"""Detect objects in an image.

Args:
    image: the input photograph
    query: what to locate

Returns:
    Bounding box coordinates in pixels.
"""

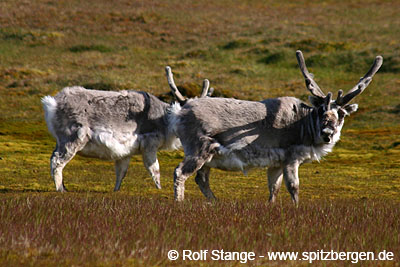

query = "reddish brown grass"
[0,194,398,266]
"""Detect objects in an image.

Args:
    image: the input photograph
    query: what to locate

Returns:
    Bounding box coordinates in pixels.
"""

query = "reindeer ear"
[309,95,324,107]
[343,104,358,115]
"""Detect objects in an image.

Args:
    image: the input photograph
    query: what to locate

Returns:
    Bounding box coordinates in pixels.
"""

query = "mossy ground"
[0,0,399,265]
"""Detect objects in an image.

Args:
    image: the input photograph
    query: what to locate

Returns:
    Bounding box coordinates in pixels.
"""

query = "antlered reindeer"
[42,67,211,192]
[170,50,382,204]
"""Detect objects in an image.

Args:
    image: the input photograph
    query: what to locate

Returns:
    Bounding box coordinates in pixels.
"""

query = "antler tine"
[165,66,186,103]
[325,92,332,110]
[200,79,210,98]
[339,56,383,106]
[335,89,344,104]
[296,50,326,98]
[207,87,214,97]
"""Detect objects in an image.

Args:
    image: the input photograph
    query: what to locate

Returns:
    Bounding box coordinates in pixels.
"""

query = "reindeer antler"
[200,79,210,98]
[336,90,343,103]
[325,92,333,110]
[166,66,214,102]
[336,56,383,106]
[165,66,187,103]
[207,87,214,97]
[296,50,326,98]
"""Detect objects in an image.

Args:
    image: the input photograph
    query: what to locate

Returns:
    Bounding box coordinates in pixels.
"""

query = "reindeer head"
[296,50,383,144]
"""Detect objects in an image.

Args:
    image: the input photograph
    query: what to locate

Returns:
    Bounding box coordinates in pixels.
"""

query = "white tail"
[41,96,58,139]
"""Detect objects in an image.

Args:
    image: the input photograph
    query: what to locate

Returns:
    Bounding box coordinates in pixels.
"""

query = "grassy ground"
[0,0,399,265]
[0,195,399,266]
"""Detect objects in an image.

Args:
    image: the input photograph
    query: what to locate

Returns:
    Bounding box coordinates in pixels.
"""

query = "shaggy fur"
[42,86,181,192]
[171,96,353,204]
[170,51,382,204]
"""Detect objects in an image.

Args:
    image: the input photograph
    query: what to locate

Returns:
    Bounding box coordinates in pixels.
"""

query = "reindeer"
[170,50,383,204]
[41,67,211,192]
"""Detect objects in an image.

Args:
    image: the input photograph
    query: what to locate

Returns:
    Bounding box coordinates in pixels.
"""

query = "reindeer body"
[56,87,179,157]
[171,51,382,204]
[42,86,179,192]
[176,97,339,172]
[171,96,341,203]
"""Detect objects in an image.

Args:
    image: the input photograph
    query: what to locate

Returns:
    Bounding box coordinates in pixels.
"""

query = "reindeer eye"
[318,107,324,116]
[338,109,346,118]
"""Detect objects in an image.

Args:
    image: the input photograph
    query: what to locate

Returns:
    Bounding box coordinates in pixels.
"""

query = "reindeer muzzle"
[321,127,334,143]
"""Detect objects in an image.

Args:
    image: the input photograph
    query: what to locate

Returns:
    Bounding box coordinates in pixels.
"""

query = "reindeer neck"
[298,106,322,146]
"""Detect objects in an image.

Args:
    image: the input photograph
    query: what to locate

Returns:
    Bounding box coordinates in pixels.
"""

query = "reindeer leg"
[50,140,86,192]
[282,161,300,206]
[138,133,162,189]
[195,165,216,201]
[114,157,131,191]
[174,136,218,201]
[174,156,206,201]
[142,149,161,189]
[267,167,283,203]
[50,145,66,192]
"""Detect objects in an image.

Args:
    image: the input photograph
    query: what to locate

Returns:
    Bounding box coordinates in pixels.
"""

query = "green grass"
[0,0,399,265]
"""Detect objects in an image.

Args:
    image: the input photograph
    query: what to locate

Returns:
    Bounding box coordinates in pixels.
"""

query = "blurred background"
[0,0,399,199]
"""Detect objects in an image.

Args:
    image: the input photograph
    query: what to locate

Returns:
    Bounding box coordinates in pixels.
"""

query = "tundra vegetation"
[0,0,399,266]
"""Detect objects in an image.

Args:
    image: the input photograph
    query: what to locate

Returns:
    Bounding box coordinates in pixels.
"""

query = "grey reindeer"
[42,67,212,192]
[170,50,382,204]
